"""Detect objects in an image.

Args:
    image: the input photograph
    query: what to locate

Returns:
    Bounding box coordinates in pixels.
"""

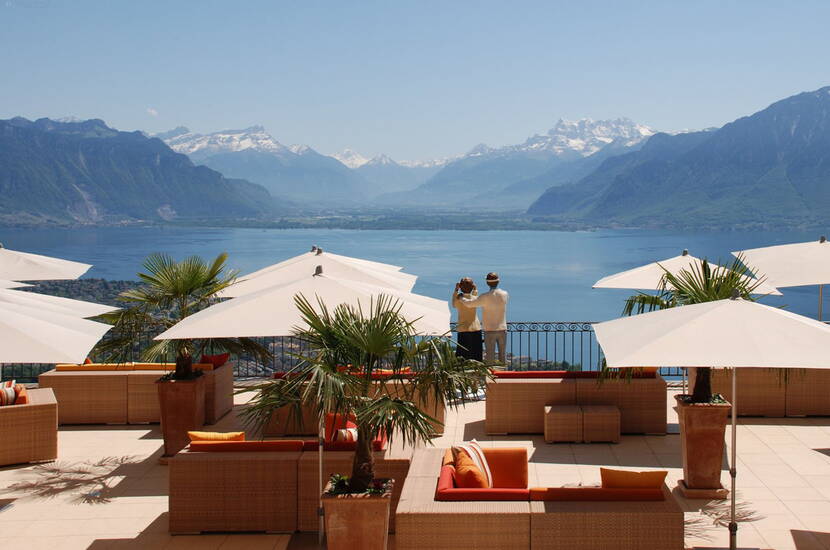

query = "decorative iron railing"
[1,322,684,382]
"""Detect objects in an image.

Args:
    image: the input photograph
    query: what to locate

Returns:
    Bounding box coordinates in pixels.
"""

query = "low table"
[582,405,620,443]
[544,405,582,443]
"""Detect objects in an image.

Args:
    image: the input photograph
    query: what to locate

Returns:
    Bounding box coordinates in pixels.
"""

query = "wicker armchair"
[0,388,58,466]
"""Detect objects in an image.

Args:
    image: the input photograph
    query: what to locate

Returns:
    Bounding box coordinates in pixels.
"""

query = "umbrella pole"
[819,284,824,322]
[729,367,738,550]
[318,414,325,548]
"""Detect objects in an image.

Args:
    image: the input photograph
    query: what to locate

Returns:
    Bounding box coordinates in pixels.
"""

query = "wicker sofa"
[396,447,684,550]
[38,362,233,425]
[168,439,411,535]
[485,371,667,435]
[265,377,446,436]
[0,388,58,466]
[689,367,830,416]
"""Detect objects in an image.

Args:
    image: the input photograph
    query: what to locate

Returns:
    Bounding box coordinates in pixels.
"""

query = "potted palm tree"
[622,255,766,498]
[243,294,489,550]
[95,253,270,459]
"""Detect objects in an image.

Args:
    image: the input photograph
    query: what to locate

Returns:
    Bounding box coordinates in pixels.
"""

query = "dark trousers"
[456,330,483,361]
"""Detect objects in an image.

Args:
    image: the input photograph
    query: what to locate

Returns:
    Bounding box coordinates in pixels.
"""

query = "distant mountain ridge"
[0,117,275,225]
[528,86,830,227]
[378,118,654,209]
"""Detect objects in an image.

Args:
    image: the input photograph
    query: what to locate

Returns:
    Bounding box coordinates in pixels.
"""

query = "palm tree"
[95,252,270,379]
[243,294,490,493]
[621,254,766,403]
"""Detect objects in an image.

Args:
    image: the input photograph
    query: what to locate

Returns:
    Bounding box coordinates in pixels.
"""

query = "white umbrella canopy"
[221,251,417,298]
[594,297,830,368]
[238,248,406,281]
[735,237,830,288]
[593,297,830,550]
[0,246,91,281]
[0,301,112,364]
[0,288,118,318]
[157,272,450,340]
[0,279,32,289]
[593,250,781,296]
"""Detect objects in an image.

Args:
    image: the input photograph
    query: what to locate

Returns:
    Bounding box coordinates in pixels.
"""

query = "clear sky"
[2,0,828,161]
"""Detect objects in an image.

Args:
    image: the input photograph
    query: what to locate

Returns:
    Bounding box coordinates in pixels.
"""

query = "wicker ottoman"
[581,405,620,443]
[544,405,583,443]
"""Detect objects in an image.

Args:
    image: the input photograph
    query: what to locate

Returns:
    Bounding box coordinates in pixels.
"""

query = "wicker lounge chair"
[0,387,58,466]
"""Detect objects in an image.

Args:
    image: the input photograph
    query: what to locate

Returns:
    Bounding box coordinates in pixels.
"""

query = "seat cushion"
[188,431,245,442]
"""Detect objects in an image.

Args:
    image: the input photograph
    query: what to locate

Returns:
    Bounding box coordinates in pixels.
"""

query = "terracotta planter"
[322,480,393,550]
[157,376,206,459]
[675,394,730,499]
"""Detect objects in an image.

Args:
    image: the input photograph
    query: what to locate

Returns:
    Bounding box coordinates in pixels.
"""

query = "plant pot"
[157,376,206,460]
[322,479,393,550]
[674,394,730,499]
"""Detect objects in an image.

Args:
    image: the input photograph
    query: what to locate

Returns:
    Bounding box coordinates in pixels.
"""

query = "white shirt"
[461,288,508,331]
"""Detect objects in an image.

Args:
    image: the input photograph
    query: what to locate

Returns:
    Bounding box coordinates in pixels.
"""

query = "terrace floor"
[0,387,829,549]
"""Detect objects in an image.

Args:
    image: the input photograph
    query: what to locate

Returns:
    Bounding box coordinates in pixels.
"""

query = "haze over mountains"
[2,86,829,228]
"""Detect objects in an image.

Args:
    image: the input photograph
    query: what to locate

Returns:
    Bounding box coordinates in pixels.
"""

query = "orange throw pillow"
[187,431,245,442]
[600,468,667,489]
[452,448,488,488]
[13,384,29,405]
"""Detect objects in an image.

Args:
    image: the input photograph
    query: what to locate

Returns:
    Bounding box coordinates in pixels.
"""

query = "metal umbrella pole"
[729,367,738,550]
[318,414,325,548]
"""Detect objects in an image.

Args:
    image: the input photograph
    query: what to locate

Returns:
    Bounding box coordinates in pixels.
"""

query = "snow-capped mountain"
[466,118,654,160]
[332,149,370,168]
[158,125,290,162]
[382,118,656,209]
[155,126,370,204]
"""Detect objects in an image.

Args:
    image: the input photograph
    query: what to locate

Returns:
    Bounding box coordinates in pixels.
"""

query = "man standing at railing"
[452,277,483,361]
[461,272,509,365]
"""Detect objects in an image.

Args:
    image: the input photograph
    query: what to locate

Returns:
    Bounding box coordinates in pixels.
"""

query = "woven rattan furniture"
[298,449,411,533]
[168,449,301,534]
[486,373,665,435]
[544,405,582,443]
[0,388,58,466]
[690,367,830,417]
[39,363,233,425]
[266,379,446,436]
[529,485,684,550]
[396,448,532,550]
[581,405,620,443]
[486,378,577,434]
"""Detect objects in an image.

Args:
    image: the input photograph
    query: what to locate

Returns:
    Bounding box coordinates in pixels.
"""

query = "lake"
[0,226,824,322]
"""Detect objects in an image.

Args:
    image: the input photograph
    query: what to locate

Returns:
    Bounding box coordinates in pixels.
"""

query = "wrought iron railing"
[1,322,684,382]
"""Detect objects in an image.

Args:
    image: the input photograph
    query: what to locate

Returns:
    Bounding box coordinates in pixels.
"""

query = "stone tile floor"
[0,387,828,549]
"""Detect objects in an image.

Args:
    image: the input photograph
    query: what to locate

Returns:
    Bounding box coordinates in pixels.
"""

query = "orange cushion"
[324,412,357,441]
[481,447,528,489]
[600,468,668,489]
[187,431,245,442]
[452,449,488,488]
[189,440,303,452]
[200,353,230,368]
[13,384,29,405]
[529,487,665,501]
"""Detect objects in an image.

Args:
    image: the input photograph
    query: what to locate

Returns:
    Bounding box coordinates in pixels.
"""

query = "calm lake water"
[0,226,824,322]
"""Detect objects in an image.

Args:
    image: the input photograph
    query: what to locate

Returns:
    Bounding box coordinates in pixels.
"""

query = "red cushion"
[188,440,304,452]
[324,413,357,440]
[434,465,530,501]
[200,353,230,368]
[529,487,665,501]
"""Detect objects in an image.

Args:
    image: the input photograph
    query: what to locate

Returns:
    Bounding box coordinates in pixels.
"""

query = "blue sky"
[1,0,828,160]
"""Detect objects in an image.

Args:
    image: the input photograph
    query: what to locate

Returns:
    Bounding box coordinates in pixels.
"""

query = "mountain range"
[0,117,275,225]
[528,86,830,228]
[379,118,654,209]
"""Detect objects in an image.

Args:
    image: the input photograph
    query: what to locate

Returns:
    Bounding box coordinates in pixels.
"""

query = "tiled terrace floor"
[0,387,829,549]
